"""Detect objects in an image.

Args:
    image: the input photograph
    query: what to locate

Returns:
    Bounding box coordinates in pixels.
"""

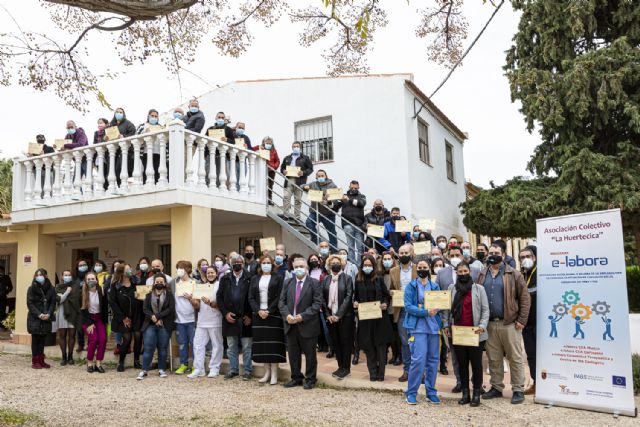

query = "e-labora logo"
[552,254,608,268]
[612,376,627,388]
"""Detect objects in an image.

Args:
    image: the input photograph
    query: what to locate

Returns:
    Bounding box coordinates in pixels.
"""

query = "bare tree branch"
[44,0,197,19]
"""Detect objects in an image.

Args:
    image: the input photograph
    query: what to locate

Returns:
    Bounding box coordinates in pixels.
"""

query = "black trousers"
[439,333,448,368]
[523,325,536,381]
[287,325,318,384]
[0,296,7,323]
[363,344,387,379]
[119,330,142,364]
[31,333,47,356]
[328,316,354,372]
[453,341,485,391]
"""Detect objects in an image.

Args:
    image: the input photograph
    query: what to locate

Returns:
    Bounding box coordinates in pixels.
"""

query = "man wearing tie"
[279,256,323,389]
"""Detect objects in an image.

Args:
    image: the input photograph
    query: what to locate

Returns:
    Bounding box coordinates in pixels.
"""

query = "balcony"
[10,121,268,223]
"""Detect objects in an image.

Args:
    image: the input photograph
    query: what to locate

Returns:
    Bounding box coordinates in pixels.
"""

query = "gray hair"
[262,136,273,144]
[229,254,244,264]
[292,256,307,267]
[399,243,414,254]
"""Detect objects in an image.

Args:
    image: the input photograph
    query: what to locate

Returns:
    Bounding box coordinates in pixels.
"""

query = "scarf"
[451,277,473,323]
[151,290,166,314]
[328,273,340,315]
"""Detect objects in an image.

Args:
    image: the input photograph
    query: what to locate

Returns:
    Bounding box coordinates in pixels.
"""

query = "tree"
[461,0,640,263]
[0,0,478,111]
[0,159,13,214]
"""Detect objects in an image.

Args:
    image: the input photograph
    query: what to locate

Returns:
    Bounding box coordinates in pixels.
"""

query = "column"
[170,206,211,273]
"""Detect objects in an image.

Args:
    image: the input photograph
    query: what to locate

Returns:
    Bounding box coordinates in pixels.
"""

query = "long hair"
[111,264,126,284]
[32,268,51,286]
[81,273,102,310]
[356,255,378,282]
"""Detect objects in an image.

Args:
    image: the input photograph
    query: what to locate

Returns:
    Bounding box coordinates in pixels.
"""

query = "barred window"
[295,116,333,163]
[445,141,455,182]
[418,119,431,165]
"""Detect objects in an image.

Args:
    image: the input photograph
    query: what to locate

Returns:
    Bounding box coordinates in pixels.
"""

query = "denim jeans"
[397,309,411,373]
[176,322,195,365]
[142,326,170,371]
[343,223,364,264]
[306,211,337,250]
[226,335,252,374]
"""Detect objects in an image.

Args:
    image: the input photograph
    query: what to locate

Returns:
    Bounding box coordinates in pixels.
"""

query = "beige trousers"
[486,319,526,392]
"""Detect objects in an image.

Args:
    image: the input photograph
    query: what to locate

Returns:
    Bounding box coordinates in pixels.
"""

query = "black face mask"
[374,206,383,213]
[476,252,486,261]
[487,255,503,265]
[417,270,430,279]
[457,274,472,285]
[330,264,342,273]
[309,260,319,269]
[399,255,412,265]
[244,253,254,260]
[232,264,244,272]
[152,268,161,274]
[348,188,359,195]
[154,284,165,290]
[391,215,400,222]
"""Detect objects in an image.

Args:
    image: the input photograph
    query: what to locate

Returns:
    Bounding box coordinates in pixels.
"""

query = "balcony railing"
[11,121,267,213]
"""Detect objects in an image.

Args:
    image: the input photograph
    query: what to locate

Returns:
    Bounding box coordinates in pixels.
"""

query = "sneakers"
[136,371,147,380]
[187,370,206,379]
[242,372,252,381]
[159,370,168,378]
[406,395,418,405]
[482,387,503,400]
[207,371,219,378]
[511,391,525,404]
[224,372,239,380]
[426,395,441,405]
[175,364,190,375]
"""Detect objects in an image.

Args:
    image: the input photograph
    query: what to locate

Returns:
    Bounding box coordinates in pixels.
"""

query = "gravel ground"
[0,353,637,427]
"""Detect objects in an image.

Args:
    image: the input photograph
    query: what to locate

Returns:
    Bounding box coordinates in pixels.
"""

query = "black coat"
[81,287,109,327]
[354,276,393,348]
[278,275,323,339]
[334,190,367,227]
[244,260,259,280]
[141,291,176,333]
[248,274,283,316]
[55,281,82,328]
[280,153,314,187]
[0,273,13,298]
[26,281,56,335]
[108,281,141,333]
[523,267,537,328]
[109,119,137,138]
[184,110,205,133]
[216,272,252,337]
[321,273,354,319]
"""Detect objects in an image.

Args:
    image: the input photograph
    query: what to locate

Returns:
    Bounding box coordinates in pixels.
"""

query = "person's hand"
[258,310,269,320]
[297,170,303,177]
[156,319,163,327]
[183,291,193,299]
[353,301,359,309]
[43,314,50,321]
[389,248,396,256]
[151,315,157,323]
[475,327,484,334]
[38,314,45,320]
[303,185,310,191]
[202,296,211,305]
[380,303,388,311]
[243,316,252,326]
[64,287,72,294]
[294,314,303,323]
[428,309,439,317]
[443,327,450,337]
[221,136,227,142]
[225,312,236,323]
[329,315,339,323]
[515,322,525,331]
[286,314,296,324]
[210,301,218,309]
[123,318,132,328]
[87,325,95,334]
[400,232,407,238]
[341,195,348,202]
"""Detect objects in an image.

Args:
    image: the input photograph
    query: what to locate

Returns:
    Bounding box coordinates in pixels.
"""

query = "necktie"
[294,280,303,315]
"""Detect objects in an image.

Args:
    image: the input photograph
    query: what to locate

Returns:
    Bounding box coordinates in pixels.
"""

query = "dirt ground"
[0,353,637,427]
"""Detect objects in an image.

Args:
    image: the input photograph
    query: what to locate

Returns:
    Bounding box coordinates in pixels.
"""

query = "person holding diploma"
[174,261,197,375]
[252,136,280,205]
[248,255,285,384]
[108,263,141,372]
[354,255,392,382]
[442,261,489,407]
[403,258,442,405]
[279,141,313,220]
[380,252,402,366]
[137,274,176,380]
[390,244,417,382]
[188,266,224,379]
[80,272,109,373]
[303,170,340,251]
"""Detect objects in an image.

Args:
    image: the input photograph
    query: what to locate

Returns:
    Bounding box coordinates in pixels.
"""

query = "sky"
[0,0,540,188]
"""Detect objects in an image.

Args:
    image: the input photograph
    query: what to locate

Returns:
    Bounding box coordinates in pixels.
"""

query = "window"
[445,141,455,182]
[418,119,431,165]
[238,235,263,253]
[159,244,171,272]
[295,116,333,163]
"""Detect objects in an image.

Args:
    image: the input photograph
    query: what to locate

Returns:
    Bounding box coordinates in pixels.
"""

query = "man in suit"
[389,243,417,382]
[435,245,481,392]
[279,256,323,389]
[217,254,253,380]
[243,245,259,279]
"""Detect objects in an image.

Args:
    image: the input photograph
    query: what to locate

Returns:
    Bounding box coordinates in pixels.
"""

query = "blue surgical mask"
[149,117,158,125]
[190,107,199,114]
[294,267,306,278]
[173,112,182,119]
[413,232,420,239]
[236,128,245,136]
[383,259,393,269]
[462,249,471,258]
[215,118,225,126]
[115,112,124,121]
[67,128,76,135]
[94,265,103,273]
[292,147,301,155]
[78,265,88,273]
[261,263,272,273]
[63,275,72,284]
[35,276,45,284]
[264,144,273,150]
[319,248,329,257]
[275,255,284,265]
[362,266,374,275]
[317,177,326,184]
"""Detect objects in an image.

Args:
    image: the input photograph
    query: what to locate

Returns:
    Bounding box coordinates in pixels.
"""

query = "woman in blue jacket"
[403,258,442,405]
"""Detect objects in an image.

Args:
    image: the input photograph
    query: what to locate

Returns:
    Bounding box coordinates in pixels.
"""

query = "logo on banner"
[547,291,614,341]
[559,385,579,396]
[551,254,608,268]
[612,376,627,388]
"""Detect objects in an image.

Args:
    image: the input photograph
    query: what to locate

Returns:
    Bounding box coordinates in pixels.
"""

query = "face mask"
[190,107,199,114]
[449,257,461,268]
[438,242,446,250]
[521,258,534,270]
[215,118,225,126]
[173,112,182,119]
[348,188,359,195]
[462,249,471,258]
[331,264,342,273]
[94,265,103,273]
[487,255,503,265]
[434,267,442,275]
[125,269,133,277]
[97,124,105,131]
[383,259,393,269]
[35,276,45,284]
[152,268,161,274]
[200,265,208,274]
[274,256,284,265]
[244,252,254,260]
[457,274,472,285]
[115,112,124,121]
[309,260,319,269]
[362,266,374,275]
[317,177,326,184]
[78,265,88,273]
[292,147,301,155]
[87,280,97,288]
[399,255,412,265]
[417,270,430,279]
[476,252,486,261]
[232,264,243,273]
[391,215,400,221]
[236,128,245,136]
[154,283,165,290]
[67,128,76,135]
[139,263,149,272]
[149,117,159,125]
[319,248,329,257]
[294,267,306,278]
[214,261,223,269]
[261,263,272,273]
[374,206,383,212]
[63,275,72,284]
[176,268,186,277]
[264,143,273,150]
[413,232,420,239]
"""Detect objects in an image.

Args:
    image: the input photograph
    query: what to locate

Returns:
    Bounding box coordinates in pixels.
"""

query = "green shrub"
[627,267,640,313]
[633,354,640,395]
[1,310,14,330]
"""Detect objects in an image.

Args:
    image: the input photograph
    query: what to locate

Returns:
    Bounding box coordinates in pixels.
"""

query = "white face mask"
[449,257,461,267]
[176,268,186,278]
[521,258,534,270]
[438,242,446,250]
[434,267,442,275]
[214,261,223,269]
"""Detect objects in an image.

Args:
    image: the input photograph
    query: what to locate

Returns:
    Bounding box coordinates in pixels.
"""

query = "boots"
[270,363,278,385]
[458,389,471,405]
[259,364,271,383]
[40,354,51,369]
[470,389,481,407]
[31,355,43,369]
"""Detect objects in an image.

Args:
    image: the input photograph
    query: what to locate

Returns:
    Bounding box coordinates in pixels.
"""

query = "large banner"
[535,209,636,416]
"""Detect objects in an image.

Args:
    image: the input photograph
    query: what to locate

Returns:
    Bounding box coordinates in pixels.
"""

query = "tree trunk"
[44,0,197,18]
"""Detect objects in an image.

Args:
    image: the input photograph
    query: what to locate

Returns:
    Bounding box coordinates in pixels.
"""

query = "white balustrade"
[228,149,238,194]
[217,144,229,194]
[206,141,218,193]
[83,148,95,199]
[184,133,196,186]
[248,154,256,195]
[94,146,105,197]
[143,136,155,190]
[62,152,73,200]
[131,138,142,191]
[42,157,52,201]
[157,134,168,187]
[238,152,248,194]
[32,159,43,203]
[119,141,130,193]
[196,137,207,190]
[106,143,118,194]
[52,156,62,201]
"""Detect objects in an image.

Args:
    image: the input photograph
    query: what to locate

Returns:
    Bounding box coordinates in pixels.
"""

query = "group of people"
[26,235,538,407]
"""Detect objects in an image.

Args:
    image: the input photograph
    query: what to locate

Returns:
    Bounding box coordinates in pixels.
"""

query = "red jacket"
[252,146,280,170]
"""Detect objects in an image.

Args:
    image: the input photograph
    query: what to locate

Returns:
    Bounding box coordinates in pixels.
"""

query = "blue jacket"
[402,277,442,332]
[379,219,411,251]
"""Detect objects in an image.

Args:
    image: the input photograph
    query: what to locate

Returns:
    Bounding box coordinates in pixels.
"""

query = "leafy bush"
[633,354,640,395]
[628,267,640,313]
[1,309,14,330]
